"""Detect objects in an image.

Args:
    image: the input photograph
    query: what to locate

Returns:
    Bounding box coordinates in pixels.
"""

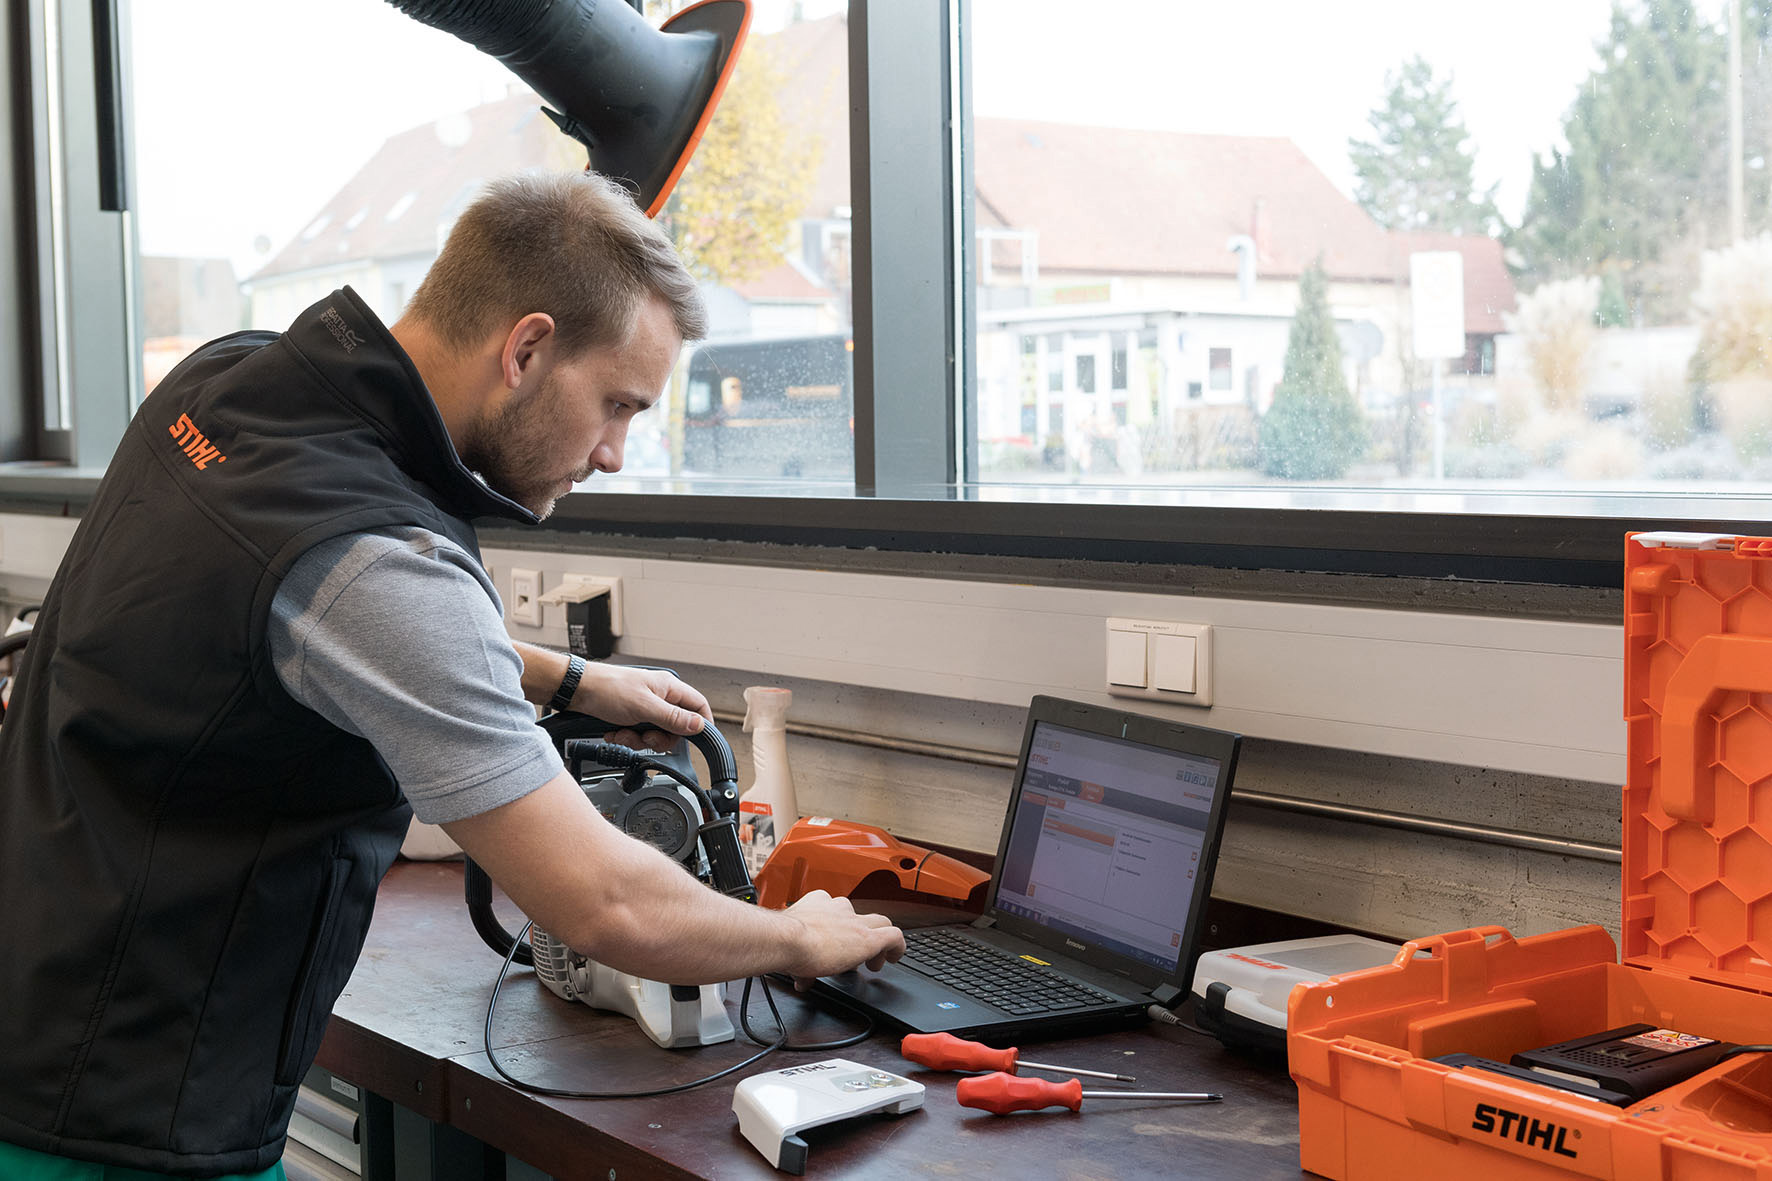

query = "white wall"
[480,545,1622,785]
[0,513,1625,941]
[0,514,1624,786]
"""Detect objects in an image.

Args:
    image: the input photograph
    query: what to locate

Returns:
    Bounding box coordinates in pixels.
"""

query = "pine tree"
[1260,260,1366,480]
[1348,56,1500,235]
[1512,0,1724,323]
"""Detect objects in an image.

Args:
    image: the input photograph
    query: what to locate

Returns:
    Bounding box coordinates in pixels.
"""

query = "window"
[121,0,853,479]
[966,0,1772,509]
[6,2,1768,587]
[1208,348,1233,392]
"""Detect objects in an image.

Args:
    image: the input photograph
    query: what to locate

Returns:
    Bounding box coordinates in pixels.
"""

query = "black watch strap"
[547,653,586,714]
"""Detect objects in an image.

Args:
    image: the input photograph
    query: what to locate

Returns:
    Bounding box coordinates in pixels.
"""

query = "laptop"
[808,695,1241,1041]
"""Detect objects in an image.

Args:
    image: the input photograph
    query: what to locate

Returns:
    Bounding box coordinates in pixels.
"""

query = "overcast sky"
[127,0,1731,272]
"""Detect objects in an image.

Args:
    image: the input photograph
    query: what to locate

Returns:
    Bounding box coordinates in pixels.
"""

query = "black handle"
[543,707,741,816]
[463,706,746,962]
[91,0,128,212]
[463,857,530,966]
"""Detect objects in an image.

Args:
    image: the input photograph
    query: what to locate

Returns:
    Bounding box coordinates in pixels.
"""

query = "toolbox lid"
[1624,531,1772,995]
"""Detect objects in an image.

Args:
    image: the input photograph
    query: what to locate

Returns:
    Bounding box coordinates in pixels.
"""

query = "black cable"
[570,741,719,820]
[1717,1044,1772,1063]
[484,919,786,1099]
[738,975,876,1052]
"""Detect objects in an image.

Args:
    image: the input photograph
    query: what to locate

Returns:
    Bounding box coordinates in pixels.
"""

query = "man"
[0,170,903,1180]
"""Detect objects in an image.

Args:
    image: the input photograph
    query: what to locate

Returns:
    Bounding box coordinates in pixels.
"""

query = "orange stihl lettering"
[168,413,227,470]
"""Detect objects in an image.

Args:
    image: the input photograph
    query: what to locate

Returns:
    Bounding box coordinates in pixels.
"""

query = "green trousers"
[0,1140,286,1181]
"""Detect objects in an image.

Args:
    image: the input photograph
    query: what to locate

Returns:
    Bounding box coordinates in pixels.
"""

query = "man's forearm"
[575,841,813,984]
[444,772,814,985]
[513,640,567,708]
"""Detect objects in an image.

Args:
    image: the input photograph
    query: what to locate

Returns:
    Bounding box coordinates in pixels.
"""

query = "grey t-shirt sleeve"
[267,526,563,824]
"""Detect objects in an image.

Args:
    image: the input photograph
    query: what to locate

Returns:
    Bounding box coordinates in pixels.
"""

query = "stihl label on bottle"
[738,800,777,875]
[1471,1103,1579,1159]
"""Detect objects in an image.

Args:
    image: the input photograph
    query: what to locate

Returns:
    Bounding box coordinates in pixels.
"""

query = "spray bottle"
[739,686,799,876]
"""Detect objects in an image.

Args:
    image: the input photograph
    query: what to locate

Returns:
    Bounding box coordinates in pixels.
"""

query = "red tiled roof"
[249,92,562,281]
[1388,230,1517,334]
[250,12,1514,339]
[730,259,831,301]
[973,119,1400,283]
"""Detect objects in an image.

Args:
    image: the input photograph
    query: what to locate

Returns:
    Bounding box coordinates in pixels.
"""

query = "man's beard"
[458,373,589,519]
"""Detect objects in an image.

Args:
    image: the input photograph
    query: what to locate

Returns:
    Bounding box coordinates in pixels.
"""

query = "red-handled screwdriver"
[956,1072,1222,1115]
[900,1032,1136,1082]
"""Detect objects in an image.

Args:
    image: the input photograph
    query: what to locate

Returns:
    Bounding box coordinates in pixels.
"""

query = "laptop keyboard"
[899,928,1118,1016]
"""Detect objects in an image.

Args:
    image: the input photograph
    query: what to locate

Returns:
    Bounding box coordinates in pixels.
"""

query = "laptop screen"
[991,720,1226,974]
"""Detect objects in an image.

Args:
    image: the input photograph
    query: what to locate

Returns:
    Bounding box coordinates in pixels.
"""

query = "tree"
[545,7,823,288]
[1348,56,1500,235]
[1511,0,1724,323]
[1260,260,1366,480]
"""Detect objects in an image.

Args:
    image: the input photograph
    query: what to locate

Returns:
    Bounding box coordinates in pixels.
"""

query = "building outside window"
[8,0,1770,562]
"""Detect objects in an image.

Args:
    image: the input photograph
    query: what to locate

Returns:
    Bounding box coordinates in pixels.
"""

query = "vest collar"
[284,287,541,526]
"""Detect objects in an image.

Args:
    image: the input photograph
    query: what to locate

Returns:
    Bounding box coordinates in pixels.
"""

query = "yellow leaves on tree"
[660,36,823,286]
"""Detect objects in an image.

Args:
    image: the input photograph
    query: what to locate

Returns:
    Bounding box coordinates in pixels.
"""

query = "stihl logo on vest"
[169,414,227,470]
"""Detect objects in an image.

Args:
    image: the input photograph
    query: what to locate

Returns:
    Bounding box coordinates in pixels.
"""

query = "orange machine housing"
[752,817,989,912]
[1291,533,1772,1180]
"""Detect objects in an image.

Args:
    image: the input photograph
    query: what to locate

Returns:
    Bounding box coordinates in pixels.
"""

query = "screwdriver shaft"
[1018,1059,1137,1082]
[1081,1090,1222,1101]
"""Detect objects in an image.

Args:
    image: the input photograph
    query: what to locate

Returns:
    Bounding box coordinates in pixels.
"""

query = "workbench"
[315,860,1309,1179]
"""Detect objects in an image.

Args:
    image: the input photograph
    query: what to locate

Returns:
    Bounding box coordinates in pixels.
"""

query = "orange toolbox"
[1291,532,1772,1180]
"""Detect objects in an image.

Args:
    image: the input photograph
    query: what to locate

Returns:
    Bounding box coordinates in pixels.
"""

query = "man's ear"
[501,313,557,390]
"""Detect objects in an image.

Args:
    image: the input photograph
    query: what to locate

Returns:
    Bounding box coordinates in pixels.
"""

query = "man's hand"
[445,774,905,987]
[575,663,712,751]
[780,889,906,990]
[516,643,714,750]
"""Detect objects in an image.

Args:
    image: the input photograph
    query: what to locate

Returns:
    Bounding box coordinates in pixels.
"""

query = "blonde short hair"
[406,170,707,356]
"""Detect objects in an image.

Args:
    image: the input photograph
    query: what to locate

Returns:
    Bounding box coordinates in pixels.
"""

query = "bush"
[1260,259,1366,479]
[1505,276,1598,413]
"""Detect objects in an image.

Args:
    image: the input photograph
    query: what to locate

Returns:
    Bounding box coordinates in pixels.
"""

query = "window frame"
[0,0,1763,598]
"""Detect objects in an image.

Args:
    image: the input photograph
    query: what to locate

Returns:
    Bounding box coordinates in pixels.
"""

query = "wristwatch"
[547,653,585,714]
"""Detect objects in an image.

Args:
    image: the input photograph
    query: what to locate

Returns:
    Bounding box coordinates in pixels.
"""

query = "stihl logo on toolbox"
[1471,1103,1579,1159]
[168,414,227,470]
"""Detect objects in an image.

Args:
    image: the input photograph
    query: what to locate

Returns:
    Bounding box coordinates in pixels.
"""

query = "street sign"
[1410,251,1465,361]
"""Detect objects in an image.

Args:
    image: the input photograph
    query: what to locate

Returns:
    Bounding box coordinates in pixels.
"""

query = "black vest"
[0,288,536,1176]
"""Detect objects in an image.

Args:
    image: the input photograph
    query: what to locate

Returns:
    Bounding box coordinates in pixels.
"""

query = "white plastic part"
[530,926,733,1048]
[732,1059,924,1174]
[739,686,800,875]
[1190,934,1402,1036]
[398,818,461,861]
[1631,532,1738,550]
[537,573,623,636]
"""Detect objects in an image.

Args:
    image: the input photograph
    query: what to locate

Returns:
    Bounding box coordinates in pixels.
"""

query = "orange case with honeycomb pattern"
[1290,532,1772,1180]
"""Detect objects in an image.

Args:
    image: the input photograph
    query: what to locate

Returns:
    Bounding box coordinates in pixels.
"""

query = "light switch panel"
[1105,618,1212,706]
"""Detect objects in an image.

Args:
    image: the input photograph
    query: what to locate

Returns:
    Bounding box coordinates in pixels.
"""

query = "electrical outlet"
[510,567,542,627]
[537,574,624,637]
